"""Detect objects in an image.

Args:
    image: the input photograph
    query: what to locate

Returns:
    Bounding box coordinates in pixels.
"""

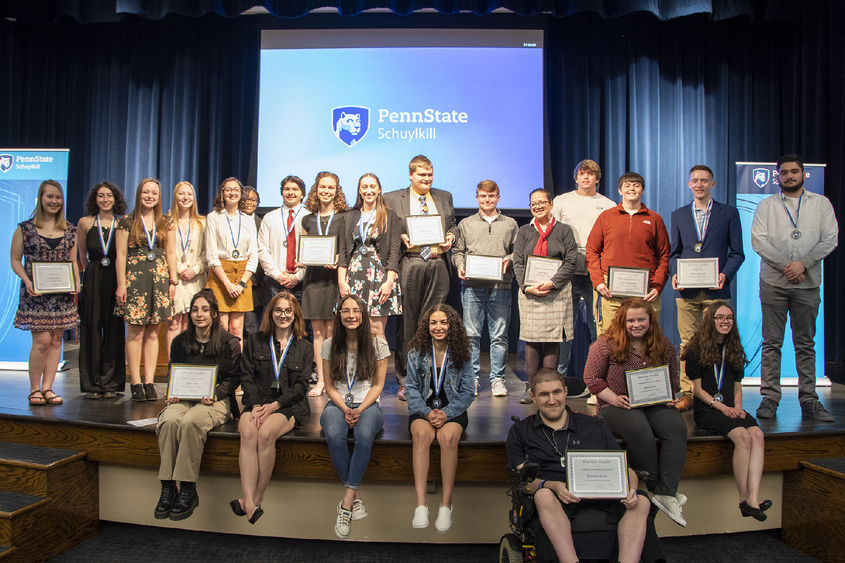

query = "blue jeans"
[558,274,596,375]
[320,402,383,490]
[460,284,511,381]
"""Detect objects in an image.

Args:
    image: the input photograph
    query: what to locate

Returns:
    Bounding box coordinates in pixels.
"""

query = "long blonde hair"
[127,178,168,247]
[32,180,69,231]
[168,181,204,230]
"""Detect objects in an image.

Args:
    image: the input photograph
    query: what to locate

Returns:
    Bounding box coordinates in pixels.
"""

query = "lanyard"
[96,215,115,256]
[284,205,303,238]
[346,364,358,395]
[713,345,726,393]
[269,335,293,384]
[431,342,449,398]
[141,217,156,251]
[358,210,376,242]
[316,210,336,236]
[780,191,804,230]
[226,211,241,251]
[691,199,712,243]
[178,220,191,253]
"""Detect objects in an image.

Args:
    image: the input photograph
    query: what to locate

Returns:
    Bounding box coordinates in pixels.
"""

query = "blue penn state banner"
[0,148,70,366]
[735,161,827,386]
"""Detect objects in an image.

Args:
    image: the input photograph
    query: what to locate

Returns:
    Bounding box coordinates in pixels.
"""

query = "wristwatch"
[238,280,247,288]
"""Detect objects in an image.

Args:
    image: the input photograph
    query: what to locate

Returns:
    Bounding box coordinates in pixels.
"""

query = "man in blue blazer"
[383,155,458,400]
[669,165,745,410]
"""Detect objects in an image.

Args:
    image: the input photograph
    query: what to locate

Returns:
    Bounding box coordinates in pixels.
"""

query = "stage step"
[0,442,98,561]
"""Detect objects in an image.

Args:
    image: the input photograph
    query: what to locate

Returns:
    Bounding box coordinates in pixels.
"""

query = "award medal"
[691,200,712,254]
[713,344,726,404]
[142,217,157,262]
[780,191,804,242]
[345,365,358,407]
[226,211,242,259]
[430,342,448,410]
[269,334,293,392]
[96,214,115,267]
[358,211,376,254]
[178,219,191,258]
[282,204,303,248]
[316,210,335,236]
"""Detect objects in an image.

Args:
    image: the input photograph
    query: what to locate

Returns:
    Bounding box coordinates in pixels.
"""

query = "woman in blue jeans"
[406,304,474,533]
[320,294,389,538]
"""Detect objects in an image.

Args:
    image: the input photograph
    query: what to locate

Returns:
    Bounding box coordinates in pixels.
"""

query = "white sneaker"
[412,505,429,528]
[677,493,687,507]
[351,498,367,520]
[586,394,597,405]
[335,502,353,538]
[652,494,686,527]
[491,378,508,397]
[434,505,452,532]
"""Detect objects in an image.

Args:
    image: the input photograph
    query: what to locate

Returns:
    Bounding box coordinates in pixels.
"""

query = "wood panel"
[783,462,845,563]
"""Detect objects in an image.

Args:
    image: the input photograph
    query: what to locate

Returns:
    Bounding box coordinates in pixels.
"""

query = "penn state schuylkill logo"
[0,154,13,174]
[752,168,770,189]
[332,106,369,147]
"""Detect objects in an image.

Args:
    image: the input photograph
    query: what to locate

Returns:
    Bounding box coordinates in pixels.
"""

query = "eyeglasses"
[714,315,735,322]
[223,188,241,194]
[476,194,499,200]
[529,201,550,209]
[340,308,362,315]
[244,197,258,204]
[272,308,294,317]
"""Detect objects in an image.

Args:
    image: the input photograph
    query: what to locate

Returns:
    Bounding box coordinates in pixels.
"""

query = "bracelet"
[709,398,715,408]
[537,479,546,491]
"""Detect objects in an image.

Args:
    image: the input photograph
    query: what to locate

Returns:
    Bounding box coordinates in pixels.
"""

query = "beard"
[781,176,804,194]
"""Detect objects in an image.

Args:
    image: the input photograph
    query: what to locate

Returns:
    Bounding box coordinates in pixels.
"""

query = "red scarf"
[532,217,555,256]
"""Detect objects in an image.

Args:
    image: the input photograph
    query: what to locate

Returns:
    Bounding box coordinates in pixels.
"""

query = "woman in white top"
[205,177,258,347]
[320,294,389,539]
[166,181,207,357]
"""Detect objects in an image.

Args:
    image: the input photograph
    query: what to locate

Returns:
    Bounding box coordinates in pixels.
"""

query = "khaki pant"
[157,398,230,482]
[594,292,662,337]
[675,292,722,394]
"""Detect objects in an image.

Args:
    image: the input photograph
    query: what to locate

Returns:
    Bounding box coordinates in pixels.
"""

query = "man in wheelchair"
[505,369,651,563]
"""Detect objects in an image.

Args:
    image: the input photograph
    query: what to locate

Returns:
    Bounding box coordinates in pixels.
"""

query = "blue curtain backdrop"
[1,4,842,363]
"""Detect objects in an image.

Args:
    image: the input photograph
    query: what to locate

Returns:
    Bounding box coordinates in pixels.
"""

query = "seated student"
[406,304,475,532]
[320,294,389,539]
[683,301,771,521]
[155,289,241,521]
[506,368,650,563]
[583,298,689,527]
[232,291,312,524]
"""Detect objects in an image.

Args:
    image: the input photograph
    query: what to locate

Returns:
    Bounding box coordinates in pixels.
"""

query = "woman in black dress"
[683,301,771,521]
[77,181,127,399]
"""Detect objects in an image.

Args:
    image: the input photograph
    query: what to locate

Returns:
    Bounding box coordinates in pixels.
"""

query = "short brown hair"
[573,159,602,183]
[689,165,713,178]
[617,172,645,191]
[529,368,565,392]
[408,154,433,174]
[476,179,499,195]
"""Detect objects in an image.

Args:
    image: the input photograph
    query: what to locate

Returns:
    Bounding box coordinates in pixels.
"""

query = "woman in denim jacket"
[405,304,475,533]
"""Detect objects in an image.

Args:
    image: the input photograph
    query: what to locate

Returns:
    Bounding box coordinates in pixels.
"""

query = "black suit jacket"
[337,207,402,272]
[382,187,458,259]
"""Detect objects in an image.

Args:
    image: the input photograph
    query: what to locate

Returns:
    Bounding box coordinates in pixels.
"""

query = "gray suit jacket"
[382,187,458,259]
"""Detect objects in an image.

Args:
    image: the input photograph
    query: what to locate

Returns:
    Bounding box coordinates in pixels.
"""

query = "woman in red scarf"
[512,188,578,403]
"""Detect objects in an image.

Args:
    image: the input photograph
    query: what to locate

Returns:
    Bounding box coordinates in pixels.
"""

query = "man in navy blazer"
[669,165,745,410]
[383,155,458,399]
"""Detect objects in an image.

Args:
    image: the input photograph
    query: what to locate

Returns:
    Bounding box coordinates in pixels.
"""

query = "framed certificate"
[524,255,562,286]
[566,450,629,499]
[31,261,76,294]
[607,266,650,297]
[676,257,719,288]
[298,235,337,266]
[625,365,673,407]
[406,215,445,246]
[465,255,504,281]
[166,364,218,401]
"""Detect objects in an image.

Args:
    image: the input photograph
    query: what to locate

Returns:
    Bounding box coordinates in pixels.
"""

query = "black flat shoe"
[739,501,767,521]
[248,506,264,525]
[230,499,246,517]
[759,499,773,512]
[144,383,158,401]
[131,383,146,402]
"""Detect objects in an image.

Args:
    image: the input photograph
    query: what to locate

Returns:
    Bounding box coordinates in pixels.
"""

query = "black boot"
[169,481,199,521]
[154,480,177,519]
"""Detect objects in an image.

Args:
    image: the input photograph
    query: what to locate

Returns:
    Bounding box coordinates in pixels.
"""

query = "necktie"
[286,208,296,273]
[419,195,431,261]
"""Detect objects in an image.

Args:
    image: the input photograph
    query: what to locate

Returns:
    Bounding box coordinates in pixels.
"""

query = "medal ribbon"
[780,190,804,230]
[141,217,157,251]
[269,335,293,385]
[178,220,191,254]
[96,215,115,257]
[226,211,242,252]
[284,204,303,240]
[358,210,376,243]
[431,341,449,402]
[713,344,726,395]
[691,199,712,244]
[346,364,358,397]
[316,210,336,236]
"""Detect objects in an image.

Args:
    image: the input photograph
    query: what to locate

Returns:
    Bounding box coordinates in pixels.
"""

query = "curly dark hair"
[85,181,128,216]
[212,177,244,212]
[303,171,348,213]
[602,298,669,365]
[407,304,470,369]
[328,295,377,384]
[681,301,747,371]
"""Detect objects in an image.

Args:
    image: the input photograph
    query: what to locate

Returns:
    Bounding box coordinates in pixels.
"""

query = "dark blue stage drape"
[1,3,843,363]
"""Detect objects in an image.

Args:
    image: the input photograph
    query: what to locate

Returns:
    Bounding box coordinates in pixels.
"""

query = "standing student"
[11,180,81,406]
[77,181,127,399]
[452,179,518,397]
[241,186,264,336]
[669,165,744,411]
[234,291,312,524]
[751,154,839,422]
[166,181,207,357]
[205,177,258,347]
[383,155,457,400]
[320,295,389,538]
[155,290,241,521]
[115,178,177,402]
[406,304,474,533]
[300,172,348,396]
[337,173,402,339]
[512,188,577,404]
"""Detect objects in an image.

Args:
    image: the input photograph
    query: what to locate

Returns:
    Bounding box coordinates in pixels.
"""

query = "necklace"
[541,425,571,468]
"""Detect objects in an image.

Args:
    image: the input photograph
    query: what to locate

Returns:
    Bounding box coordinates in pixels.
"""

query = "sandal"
[28,389,46,405]
[42,389,63,405]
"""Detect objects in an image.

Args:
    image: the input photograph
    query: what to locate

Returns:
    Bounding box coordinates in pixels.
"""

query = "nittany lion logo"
[332,106,370,147]
[0,154,13,174]
[752,168,770,189]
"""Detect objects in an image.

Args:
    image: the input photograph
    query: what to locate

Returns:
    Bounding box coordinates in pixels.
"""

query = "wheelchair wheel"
[499,533,524,563]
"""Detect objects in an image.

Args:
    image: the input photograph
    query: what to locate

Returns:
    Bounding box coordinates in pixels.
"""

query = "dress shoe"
[739,501,767,521]
[248,506,264,525]
[154,480,177,519]
[144,383,158,401]
[169,482,198,521]
[229,499,246,517]
[131,383,146,402]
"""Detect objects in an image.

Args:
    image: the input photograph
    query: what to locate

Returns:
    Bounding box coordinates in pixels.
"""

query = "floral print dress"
[347,220,402,317]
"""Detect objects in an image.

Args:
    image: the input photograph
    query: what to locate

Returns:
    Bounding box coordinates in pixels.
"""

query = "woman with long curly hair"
[320,294,389,538]
[405,304,475,533]
[583,298,688,527]
[682,301,770,521]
